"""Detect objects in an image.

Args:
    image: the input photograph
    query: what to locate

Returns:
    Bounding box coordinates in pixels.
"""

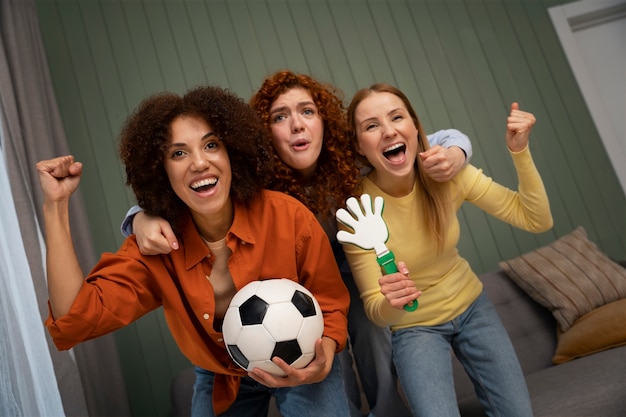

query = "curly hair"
[119,85,274,231]
[347,83,451,253]
[249,70,361,218]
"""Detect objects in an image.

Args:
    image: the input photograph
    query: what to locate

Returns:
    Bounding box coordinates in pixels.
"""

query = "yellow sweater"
[341,146,552,330]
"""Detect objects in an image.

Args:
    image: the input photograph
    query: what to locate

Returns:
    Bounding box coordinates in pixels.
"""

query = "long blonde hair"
[347,83,451,252]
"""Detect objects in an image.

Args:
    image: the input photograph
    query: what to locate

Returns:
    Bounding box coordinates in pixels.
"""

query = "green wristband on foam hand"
[377,251,398,274]
[376,251,418,312]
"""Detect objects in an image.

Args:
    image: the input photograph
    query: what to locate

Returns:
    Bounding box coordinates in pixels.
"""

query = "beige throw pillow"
[499,226,626,332]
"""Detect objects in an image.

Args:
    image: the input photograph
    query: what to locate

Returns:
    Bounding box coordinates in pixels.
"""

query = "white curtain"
[0,0,130,415]
[0,128,65,416]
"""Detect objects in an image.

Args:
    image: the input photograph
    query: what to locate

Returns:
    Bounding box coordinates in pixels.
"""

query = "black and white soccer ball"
[222,279,324,376]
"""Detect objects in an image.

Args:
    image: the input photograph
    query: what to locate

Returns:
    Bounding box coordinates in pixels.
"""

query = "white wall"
[550,0,626,194]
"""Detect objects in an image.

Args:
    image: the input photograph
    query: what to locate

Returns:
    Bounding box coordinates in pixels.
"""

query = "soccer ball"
[222,279,324,376]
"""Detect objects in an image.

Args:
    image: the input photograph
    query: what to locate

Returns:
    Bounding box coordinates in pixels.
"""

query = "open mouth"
[190,178,217,192]
[292,139,310,150]
[383,143,406,161]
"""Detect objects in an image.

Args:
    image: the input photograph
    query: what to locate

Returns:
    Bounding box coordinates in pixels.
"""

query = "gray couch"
[452,266,626,417]
[171,265,626,416]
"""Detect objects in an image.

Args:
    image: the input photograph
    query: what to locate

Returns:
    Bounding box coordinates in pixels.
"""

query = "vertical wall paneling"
[34,1,625,415]
[228,1,269,92]
[207,2,254,96]
[273,1,331,83]
[331,1,378,86]
[479,1,571,251]
[435,1,524,268]
[246,1,288,81]
[35,1,119,255]
[275,2,332,83]
[143,1,189,92]
[163,1,210,90]
[57,1,130,249]
[459,1,540,259]
[100,2,149,108]
[121,1,169,94]
[307,1,359,94]
[461,1,555,255]
[184,1,231,89]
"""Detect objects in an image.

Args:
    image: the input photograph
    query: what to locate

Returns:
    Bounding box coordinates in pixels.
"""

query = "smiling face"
[353,91,418,193]
[164,115,233,228]
[268,87,324,178]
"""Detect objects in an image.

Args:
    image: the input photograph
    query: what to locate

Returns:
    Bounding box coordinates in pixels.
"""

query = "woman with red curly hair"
[249,71,360,222]
[124,71,473,417]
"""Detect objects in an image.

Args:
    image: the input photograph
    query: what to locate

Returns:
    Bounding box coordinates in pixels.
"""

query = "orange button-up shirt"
[45,190,350,415]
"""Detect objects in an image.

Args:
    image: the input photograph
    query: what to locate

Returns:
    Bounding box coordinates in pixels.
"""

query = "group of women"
[36,69,551,417]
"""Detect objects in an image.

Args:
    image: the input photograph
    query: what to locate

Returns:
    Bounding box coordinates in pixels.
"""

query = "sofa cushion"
[525,346,626,417]
[458,346,626,417]
[553,297,626,364]
[498,226,626,332]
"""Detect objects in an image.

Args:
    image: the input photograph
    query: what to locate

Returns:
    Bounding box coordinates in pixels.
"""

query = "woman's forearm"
[43,199,85,318]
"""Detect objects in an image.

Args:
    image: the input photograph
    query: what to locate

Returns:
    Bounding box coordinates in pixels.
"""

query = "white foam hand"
[336,194,389,255]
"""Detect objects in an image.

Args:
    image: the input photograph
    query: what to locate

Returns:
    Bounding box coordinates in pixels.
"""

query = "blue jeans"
[191,356,351,417]
[391,291,533,417]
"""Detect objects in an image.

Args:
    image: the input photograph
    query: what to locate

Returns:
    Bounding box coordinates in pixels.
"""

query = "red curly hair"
[249,70,360,218]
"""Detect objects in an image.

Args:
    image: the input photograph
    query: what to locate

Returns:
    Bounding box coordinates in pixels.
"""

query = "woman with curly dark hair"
[119,86,274,232]
[126,72,473,417]
[35,85,351,417]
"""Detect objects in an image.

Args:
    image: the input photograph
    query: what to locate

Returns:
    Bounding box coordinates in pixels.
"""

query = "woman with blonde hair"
[341,83,552,416]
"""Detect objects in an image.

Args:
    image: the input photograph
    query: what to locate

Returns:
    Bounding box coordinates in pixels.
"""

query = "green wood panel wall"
[34,0,626,415]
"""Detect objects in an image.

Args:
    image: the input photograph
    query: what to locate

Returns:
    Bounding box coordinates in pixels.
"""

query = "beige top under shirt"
[204,237,236,322]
